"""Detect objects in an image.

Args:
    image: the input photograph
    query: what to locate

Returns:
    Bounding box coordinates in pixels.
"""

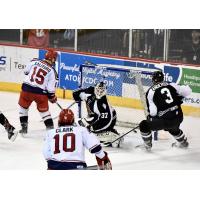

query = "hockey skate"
[136,141,152,152]
[5,125,18,142]
[19,123,28,136]
[111,139,123,148]
[144,143,152,151]
[172,140,189,149]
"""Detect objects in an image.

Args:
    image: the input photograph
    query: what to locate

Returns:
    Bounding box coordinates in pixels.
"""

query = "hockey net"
[78,64,156,128]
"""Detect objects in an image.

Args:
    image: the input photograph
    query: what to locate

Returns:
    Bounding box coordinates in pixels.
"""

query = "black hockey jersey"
[73,86,116,132]
[146,82,191,119]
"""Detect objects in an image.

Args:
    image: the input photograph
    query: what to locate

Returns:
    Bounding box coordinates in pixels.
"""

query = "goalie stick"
[102,125,139,147]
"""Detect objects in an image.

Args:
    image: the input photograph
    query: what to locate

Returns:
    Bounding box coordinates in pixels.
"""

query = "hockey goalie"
[72,82,123,147]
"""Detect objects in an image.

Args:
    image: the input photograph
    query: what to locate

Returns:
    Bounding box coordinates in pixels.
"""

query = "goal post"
[78,63,156,128]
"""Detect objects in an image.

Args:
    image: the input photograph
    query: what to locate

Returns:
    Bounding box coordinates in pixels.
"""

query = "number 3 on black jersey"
[161,88,174,104]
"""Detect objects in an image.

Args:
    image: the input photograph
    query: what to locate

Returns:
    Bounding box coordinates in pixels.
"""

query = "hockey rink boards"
[0,91,200,170]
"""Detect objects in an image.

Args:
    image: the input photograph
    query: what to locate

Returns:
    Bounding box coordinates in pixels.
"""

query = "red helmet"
[44,50,58,62]
[58,109,75,126]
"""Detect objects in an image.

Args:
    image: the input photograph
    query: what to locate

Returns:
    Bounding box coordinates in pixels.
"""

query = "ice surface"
[0,91,199,170]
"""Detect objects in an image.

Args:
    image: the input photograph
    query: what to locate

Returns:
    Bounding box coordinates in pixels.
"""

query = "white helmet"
[94,82,107,99]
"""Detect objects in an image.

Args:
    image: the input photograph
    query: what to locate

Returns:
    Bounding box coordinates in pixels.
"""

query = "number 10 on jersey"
[53,133,76,154]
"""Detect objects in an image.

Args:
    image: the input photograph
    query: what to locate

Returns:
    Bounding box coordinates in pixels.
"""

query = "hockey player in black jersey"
[0,111,18,141]
[139,71,192,151]
[73,82,122,147]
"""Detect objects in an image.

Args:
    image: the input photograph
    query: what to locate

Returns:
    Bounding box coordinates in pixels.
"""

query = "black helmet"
[152,71,164,83]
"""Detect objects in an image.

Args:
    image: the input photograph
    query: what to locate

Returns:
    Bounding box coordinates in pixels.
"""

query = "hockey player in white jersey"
[43,108,112,170]
[18,49,58,135]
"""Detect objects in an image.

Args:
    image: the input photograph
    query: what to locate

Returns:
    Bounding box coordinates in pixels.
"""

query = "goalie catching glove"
[96,151,112,170]
[78,113,99,129]
[78,118,90,128]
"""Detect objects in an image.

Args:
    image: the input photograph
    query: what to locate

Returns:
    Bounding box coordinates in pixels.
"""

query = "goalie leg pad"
[96,132,112,143]
[96,131,122,148]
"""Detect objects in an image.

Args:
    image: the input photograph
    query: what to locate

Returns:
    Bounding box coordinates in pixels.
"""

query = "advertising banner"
[38,50,200,108]
[40,51,181,90]
[179,67,200,106]
[0,45,38,83]
[80,65,124,96]
[180,67,200,93]
[0,45,198,115]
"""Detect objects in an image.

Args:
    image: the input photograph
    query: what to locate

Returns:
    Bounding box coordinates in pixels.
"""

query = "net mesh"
[79,64,155,127]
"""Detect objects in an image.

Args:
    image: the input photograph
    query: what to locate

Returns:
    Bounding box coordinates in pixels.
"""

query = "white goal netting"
[79,64,156,128]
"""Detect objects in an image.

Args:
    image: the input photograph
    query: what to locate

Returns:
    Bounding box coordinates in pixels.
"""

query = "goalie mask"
[58,109,74,126]
[94,82,107,99]
[152,71,164,84]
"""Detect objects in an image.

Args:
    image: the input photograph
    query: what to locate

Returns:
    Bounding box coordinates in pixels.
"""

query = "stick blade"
[101,141,112,147]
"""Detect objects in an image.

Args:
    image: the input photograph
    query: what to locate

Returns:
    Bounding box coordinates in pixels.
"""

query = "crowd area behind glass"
[0,29,200,65]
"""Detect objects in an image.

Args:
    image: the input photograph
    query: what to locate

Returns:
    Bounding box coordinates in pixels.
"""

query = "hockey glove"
[79,92,91,101]
[96,151,112,170]
[147,115,158,121]
[147,114,153,121]
[78,118,90,127]
[48,94,57,103]
[177,95,184,105]
[72,90,82,102]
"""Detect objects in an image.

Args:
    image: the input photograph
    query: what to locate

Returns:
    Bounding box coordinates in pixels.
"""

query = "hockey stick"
[56,102,63,110]
[73,165,98,170]
[85,165,98,170]
[40,101,77,122]
[102,125,140,147]
[51,101,77,120]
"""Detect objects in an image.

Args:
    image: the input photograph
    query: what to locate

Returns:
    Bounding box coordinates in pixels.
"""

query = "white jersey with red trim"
[43,126,101,163]
[23,59,58,94]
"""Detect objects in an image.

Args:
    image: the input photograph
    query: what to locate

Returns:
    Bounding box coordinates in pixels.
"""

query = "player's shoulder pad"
[41,60,52,67]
